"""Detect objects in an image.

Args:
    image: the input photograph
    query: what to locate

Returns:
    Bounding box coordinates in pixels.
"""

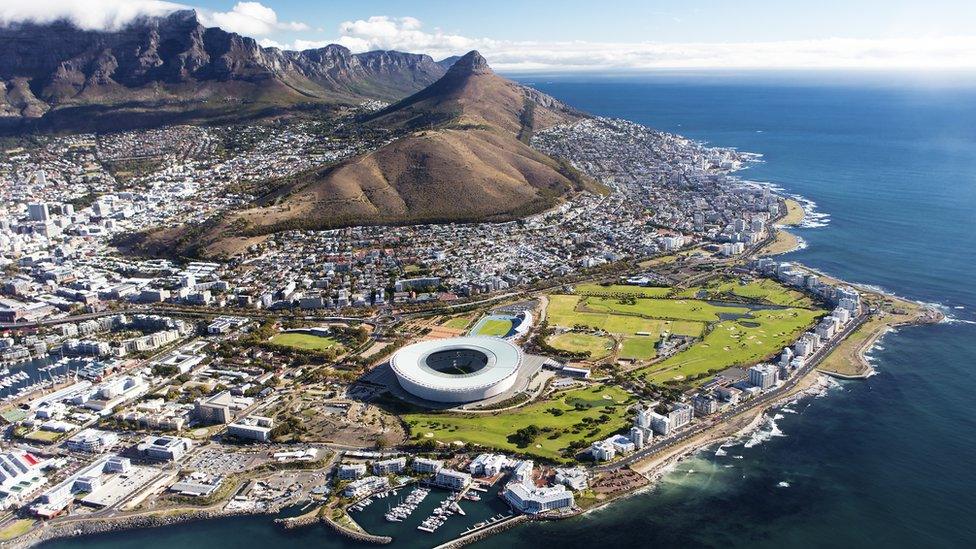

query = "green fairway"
[547,295,704,337]
[640,308,823,385]
[573,283,672,298]
[547,332,614,359]
[269,332,341,351]
[676,278,815,308]
[619,336,658,360]
[581,296,751,322]
[441,316,473,329]
[404,386,634,461]
[472,318,514,336]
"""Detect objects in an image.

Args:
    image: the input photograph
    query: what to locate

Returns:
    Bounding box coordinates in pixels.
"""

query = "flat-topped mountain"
[152,51,599,258]
[0,10,446,131]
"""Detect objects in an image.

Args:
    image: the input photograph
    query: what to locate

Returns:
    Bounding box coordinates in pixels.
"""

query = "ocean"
[42,72,976,548]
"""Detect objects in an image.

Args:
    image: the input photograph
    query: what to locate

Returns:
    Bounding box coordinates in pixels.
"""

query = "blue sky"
[4,1,976,70]
[187,0,976,43]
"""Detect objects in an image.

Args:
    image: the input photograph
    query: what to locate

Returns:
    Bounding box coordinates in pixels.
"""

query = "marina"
[0,356,80,404]
[348,483,512,548]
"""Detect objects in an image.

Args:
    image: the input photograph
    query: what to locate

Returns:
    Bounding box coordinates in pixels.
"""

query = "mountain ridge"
[0,10,447,131]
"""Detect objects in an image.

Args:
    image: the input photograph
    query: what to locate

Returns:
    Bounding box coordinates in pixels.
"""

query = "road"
[596,310,868,472]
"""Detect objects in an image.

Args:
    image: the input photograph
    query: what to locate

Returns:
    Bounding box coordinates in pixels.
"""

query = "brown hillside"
[158,50,595,258]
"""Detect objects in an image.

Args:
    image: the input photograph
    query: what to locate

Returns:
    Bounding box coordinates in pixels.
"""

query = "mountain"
[436,56,462,70]
[151,51,599,258]
[0,10,446,131]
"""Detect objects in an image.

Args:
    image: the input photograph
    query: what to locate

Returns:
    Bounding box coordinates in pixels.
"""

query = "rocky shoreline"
[5,508,275,549]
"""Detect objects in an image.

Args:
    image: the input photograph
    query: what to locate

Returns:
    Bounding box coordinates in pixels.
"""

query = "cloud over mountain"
[0,0,188,30]
[2,3,974,70]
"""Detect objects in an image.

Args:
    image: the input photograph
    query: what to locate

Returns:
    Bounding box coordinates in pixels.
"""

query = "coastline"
[573,366,832,520]
[5,508,277,549]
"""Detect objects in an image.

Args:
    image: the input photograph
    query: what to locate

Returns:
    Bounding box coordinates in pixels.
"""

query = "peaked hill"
[153,51,599,258]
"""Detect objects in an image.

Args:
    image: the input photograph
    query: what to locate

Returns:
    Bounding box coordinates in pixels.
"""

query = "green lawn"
[573,283,673,298]
[404,386,634,461]
[581,296,751,322]
[547,333,614,359]
[640,308,823,385]
[676,278,815,308]
[473,318,514,336]
[24,430,62,443]
[547,295,704,337]
[269,332,341,351]
[0,519,34,541]
[441,316,473,329]
[619,336,658,360]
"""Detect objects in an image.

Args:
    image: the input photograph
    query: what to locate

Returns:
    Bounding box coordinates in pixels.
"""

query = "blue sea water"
[42,73,976,548]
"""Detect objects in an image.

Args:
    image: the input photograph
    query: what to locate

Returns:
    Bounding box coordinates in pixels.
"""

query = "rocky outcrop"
[0,9,446,127]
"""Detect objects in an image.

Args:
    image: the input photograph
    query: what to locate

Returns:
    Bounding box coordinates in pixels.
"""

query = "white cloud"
[316,16,976,70]
[1,5,975,70]
[0,0,189,30]
[252,15,976,70]
[332,16,492,57]
[0,1,309,38]
[197,2,308,36]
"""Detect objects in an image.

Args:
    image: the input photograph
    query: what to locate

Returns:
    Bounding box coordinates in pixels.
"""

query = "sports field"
[441,315,474,329]
[471,317,515,337]
[619,336,658,360]
[403,385,634,461]
[547,332,614,359]
[269,332,341,351]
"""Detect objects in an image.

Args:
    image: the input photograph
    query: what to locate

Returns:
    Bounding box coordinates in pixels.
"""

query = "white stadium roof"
[390,336,523,403]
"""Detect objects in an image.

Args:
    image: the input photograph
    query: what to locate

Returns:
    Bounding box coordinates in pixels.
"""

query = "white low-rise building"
[227,415,274,442]
[503,482,575,514]
[434,468,471,490]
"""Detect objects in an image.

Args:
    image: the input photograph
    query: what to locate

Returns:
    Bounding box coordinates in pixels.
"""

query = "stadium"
[389,336,524,403]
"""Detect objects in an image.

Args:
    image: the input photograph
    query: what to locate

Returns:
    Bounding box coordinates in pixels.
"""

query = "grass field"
[24,430,62,443]
[547,295,704,337]
[581,296,751,322]
[573,283,672,298]
[619,336,658,360]
[441,316,473,329]
[640,307,823,385]
[676,278,814,308]
[269,332,341,351]
[547,333,614,359]
[0,519,34,541]
[404,386,634,461]
[472,318,514,336]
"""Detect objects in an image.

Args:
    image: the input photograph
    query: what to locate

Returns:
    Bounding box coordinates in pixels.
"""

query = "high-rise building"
[28,203,50,222]
[748,363,779,390]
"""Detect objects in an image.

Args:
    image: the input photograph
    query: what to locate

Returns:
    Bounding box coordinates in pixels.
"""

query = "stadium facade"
[390,336,523,403]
